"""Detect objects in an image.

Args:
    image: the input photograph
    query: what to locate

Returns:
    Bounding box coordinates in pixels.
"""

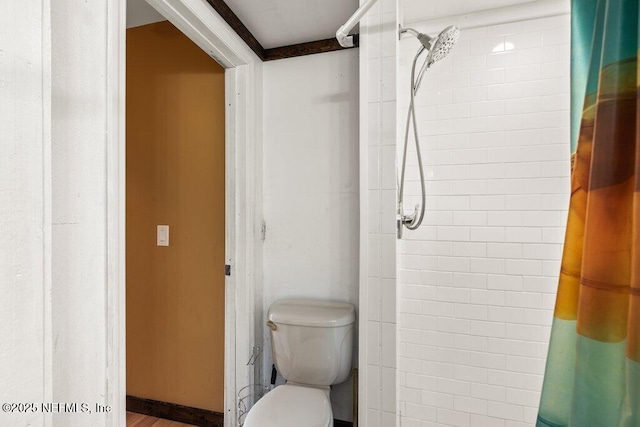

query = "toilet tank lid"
[268,299,355,327]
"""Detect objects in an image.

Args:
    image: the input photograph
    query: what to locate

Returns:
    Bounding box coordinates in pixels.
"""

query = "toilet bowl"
[242,299,355,427]
[243,384,332,427]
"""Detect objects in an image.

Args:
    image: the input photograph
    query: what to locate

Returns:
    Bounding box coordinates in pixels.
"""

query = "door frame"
[106,1,262,426]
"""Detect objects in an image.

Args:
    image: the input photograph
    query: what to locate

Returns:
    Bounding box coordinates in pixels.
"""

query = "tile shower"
[393,11,571,427]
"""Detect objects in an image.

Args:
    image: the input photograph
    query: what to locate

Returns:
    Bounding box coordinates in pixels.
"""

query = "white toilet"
[243,299,355,427]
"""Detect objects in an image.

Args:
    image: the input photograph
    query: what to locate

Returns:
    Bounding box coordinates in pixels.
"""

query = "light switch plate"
[157,225,169,246]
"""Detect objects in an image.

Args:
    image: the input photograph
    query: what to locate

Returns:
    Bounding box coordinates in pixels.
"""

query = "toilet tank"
[268,299,355,386]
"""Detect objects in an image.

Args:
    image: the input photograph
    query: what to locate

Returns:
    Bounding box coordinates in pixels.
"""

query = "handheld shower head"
[400,25,460,67]
[397,24,460,237]
[426,25,460,66]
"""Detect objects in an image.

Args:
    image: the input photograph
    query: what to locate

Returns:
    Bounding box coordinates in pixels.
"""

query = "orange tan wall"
[126,21,225,412]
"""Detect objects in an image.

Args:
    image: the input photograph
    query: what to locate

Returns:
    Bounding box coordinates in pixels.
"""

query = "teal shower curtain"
[536,0,640,426]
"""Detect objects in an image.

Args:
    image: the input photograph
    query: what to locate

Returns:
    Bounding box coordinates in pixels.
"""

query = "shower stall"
[359,0,571,425]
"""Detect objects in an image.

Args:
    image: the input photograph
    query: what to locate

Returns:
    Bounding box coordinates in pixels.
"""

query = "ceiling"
[127,0,542,46]
[223,0,540,48]
[223,0,358,49]
[127,0,166,28]
[403,0,539,23]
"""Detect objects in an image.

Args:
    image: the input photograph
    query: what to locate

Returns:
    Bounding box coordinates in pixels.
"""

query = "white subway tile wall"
[397,15,570,427]
[361,0,399,424]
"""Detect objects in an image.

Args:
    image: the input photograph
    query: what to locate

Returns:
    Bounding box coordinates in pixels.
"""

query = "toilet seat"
[243,384,332,427]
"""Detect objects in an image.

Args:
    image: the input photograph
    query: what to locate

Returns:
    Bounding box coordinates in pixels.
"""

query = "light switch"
[157,225,169,246]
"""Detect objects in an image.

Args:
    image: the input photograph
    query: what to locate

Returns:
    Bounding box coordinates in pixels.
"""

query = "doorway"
[109,1,261,424]
[125,20,226,418]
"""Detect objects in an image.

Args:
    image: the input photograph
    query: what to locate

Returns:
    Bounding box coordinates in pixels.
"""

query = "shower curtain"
[536,0,639,426]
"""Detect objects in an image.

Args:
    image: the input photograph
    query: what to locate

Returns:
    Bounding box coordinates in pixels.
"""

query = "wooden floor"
[127,411,196,427]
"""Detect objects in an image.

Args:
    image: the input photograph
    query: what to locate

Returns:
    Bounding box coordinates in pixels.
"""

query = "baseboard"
[127,394,354,427]
[126,395,223,427]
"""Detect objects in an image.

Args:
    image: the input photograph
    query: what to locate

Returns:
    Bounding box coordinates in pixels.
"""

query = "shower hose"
[398,45,430,237]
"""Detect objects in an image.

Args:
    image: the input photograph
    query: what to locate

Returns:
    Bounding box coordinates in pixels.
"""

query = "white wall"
[2,2,123,426]
[0,1,52,426]
[396,13,571,427]
[51,2,113,425]
[262,49,359,422]
[359,0,399,425]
